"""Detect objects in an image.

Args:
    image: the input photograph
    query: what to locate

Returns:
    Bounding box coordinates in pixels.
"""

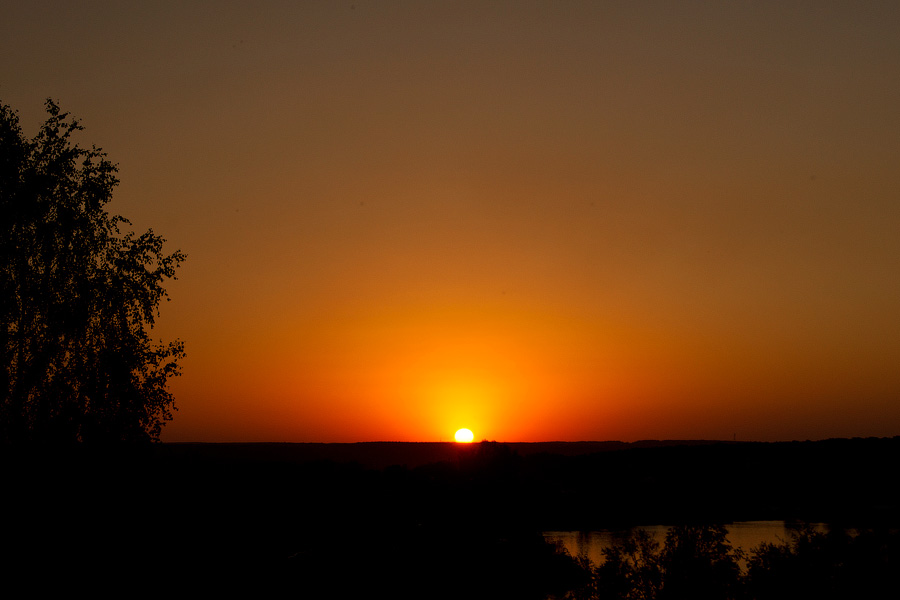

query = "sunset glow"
[6,2,900,443]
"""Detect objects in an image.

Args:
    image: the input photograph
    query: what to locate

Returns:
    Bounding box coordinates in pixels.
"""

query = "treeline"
[561,524,899,600]
[521,437,900,529]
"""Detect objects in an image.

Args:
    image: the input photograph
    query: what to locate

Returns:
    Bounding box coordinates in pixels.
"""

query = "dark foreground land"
[3,437,899,597]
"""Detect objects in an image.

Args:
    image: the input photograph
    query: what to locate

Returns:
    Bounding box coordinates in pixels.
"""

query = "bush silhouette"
[568,523,899,599]
[745,526,899,600]
[592,528,663,600]
[584,525,741,600]
[1,99,185,443]
[657,525,742,600]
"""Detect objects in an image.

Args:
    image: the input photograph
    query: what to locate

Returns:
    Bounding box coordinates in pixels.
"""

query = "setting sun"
[454,428,474,443]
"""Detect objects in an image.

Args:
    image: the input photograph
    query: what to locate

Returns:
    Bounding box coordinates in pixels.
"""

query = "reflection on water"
[543,521,826,567]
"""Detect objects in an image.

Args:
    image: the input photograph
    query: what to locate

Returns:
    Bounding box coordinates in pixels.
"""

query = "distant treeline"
[2,437,898,597]
[562,523,899,600]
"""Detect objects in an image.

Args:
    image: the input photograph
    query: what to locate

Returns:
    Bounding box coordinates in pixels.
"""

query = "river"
[543,521,826,567]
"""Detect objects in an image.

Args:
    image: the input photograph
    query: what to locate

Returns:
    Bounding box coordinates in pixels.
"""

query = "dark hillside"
[3,437,898,596]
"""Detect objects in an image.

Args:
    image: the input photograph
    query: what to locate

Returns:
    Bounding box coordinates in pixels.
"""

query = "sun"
[454,428,474,443]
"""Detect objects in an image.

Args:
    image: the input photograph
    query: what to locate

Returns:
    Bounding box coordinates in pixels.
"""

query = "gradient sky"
[3,1,899,442]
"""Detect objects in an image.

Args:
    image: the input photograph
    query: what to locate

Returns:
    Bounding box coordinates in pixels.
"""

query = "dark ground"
[3,437,898,597]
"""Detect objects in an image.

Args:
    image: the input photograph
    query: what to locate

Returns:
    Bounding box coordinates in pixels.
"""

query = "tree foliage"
[580,525,743,600]
[1,99,185,443]
[567,524,900,600]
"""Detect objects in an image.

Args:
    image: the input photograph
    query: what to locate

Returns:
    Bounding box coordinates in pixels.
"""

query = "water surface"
[543,521,823,567]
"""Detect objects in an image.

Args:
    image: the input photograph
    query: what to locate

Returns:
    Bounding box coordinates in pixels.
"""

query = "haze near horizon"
[3,1,899,443]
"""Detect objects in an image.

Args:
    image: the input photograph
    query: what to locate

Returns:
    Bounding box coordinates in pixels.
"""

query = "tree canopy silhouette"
[1,99,185,443]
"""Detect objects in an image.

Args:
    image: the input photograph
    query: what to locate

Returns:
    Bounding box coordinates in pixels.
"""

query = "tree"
[657,525,742,600]
[593,528,663,600]
[1,99,185,443]
[587,525,743,600]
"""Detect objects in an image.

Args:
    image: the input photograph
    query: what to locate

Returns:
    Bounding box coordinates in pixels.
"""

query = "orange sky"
[3,1,900,442]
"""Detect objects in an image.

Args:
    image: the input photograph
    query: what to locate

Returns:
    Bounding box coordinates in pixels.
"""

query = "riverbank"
[2,437,897,596]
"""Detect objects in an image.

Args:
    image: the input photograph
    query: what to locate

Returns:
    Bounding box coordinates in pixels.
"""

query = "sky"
[3,1,899,442]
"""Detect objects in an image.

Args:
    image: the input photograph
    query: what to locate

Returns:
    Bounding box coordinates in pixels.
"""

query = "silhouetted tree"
[1,99,185,443]
[745,525,900,600]
[586,525,743,600]
[593,528,662,600]
[567,522,900,600]
[657,525,742,600]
